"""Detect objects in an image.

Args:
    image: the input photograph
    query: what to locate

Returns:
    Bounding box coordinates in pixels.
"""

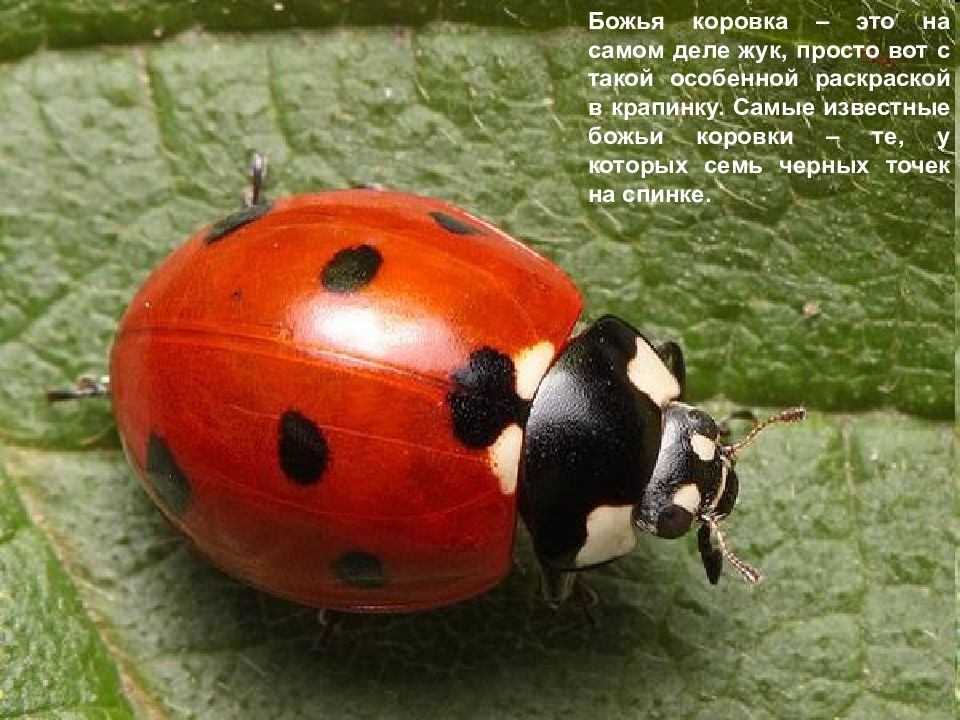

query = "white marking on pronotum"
[513,341,555,401]
[574,505,636,567]
[672,483,701,515]
[626,338,681,407]
[488,423,523,495]
[691,433,717,462]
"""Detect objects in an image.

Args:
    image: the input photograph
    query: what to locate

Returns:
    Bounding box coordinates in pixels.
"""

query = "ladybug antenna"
[243,153,267,208]
[722,407,806,461]
[45,374,111,403]
[701,514,762,584]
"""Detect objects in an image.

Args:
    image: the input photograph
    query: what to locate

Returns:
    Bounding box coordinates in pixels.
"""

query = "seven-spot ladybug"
[49,156,804,612]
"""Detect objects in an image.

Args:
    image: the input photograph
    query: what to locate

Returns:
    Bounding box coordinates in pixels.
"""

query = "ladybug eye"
[714,466,739,518]
[688,409,719,438]
[656,505,694,538]
[656,482,701,538]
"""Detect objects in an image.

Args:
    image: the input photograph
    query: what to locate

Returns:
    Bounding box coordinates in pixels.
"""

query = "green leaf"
[3,414,954,718]
[0,460,134,718]
[0,2,953,718]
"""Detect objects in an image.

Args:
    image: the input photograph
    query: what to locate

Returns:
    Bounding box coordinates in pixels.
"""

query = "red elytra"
[110,190,582,612]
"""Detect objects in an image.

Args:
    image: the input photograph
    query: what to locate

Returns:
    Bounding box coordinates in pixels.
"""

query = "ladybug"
[50,156,804,612]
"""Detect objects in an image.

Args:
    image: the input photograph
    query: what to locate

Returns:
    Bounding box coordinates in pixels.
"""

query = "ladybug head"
[634,404,805,584]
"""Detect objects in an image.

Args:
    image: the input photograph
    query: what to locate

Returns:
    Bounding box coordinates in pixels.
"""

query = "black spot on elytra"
[230,289,243,302]
[145,434,191,515]
[332,551,388,588]
[278,411,329,485]
[448,347,529,449]
[205,201,274,244]
[320,244,382,293]
[429,211,484,236]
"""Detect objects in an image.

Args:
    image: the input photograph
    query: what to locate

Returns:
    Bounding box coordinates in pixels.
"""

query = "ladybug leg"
[539,563,601,617]
[242,153,267,208]
[538,565,601,623]
[571,576,601,627]
[511,547,528,575]
[312,609,345,646]
[538,564,576,608]
[45,374,110,402]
